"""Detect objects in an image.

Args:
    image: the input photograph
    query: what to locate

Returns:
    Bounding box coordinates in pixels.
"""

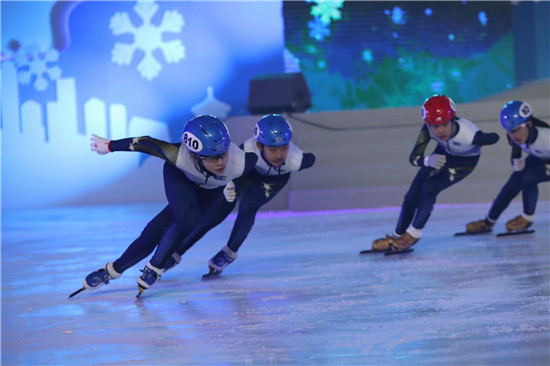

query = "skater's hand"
[512,158,525,171]
[223,181,236,202]
[90,134,111,155]
[425,154,446,169]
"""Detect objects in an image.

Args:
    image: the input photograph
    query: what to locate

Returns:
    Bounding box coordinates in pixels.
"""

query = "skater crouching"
[75,115,257,297]
[371,95,499,253]
[466,101,550,235]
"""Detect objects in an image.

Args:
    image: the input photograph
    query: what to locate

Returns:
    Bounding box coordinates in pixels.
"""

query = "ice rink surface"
[2,200,549,365]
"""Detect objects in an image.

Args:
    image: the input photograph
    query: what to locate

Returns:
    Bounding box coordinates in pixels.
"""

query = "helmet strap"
[192,155,213,177]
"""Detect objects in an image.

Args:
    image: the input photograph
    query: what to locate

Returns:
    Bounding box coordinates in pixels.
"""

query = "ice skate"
[505,215,533,232]
[371,235,397,252]
[70,262,121,298]
[389,232,419,252]
[136,262,162,296]
[496,215,535,237]
[202,246,237,280]
[466,218,494,233]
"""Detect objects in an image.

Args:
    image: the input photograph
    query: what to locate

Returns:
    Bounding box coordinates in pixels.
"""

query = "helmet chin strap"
[192,155,213,184]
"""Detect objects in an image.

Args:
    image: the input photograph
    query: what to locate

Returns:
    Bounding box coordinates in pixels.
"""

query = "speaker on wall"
[247,72,311,115]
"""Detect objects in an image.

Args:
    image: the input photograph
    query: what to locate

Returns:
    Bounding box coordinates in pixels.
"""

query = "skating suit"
[395,118,499,234]
[488,118,550,220]
[223,137,316,252]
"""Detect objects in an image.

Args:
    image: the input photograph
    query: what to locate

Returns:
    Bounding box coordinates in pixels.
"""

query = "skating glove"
[223,181,236,202]
[424,154,446,169]
[512,158,525,172]
[90,134,111,155]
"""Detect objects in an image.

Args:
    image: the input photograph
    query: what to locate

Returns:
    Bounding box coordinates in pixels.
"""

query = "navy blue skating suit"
[487,118,550,221]
[106,136,257,272]
[225,138,316,253]
[395,117,499,235]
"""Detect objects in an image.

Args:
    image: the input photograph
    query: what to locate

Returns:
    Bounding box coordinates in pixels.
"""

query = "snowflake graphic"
[308,17,331,41]
[14,45,61,91]
[310,0,344,26]
[110,0,185,81]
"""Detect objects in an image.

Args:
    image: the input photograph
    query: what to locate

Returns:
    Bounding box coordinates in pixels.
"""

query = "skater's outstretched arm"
[472,130,499,146]
[90,134,180,165]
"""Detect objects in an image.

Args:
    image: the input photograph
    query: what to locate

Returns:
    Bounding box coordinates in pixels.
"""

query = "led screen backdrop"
[283,1,515,111]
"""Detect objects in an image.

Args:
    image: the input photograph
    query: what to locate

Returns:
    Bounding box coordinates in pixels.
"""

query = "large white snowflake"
[14,45,62,91]
[110,0,185,80]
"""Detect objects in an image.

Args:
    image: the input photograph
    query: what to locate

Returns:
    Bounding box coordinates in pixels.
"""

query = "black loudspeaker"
[247,72,311,115]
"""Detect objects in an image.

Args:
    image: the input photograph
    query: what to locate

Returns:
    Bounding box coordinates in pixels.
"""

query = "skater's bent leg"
[487,173,522,221]
[176,195,236,256]
[112,206,173,273]
[395,168,430,234]
[520,157,550,216]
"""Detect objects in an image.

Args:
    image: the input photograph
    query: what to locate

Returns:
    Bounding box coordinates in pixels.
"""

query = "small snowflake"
[110,0,185,80]
[308,17,331,41]
[362,49,373,63]
[14,45,61,91]
[310,0,344,26]
[390,6,407,25]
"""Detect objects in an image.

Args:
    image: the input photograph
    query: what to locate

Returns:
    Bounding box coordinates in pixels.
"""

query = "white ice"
[2,200,549,365]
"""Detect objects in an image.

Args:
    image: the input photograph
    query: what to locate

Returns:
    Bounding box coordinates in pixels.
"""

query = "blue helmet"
[254,114,293,146]
[182,115,230,156]
[500,101,532,131]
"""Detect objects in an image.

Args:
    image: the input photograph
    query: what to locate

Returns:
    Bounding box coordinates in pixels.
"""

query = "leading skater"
[78,115,257,296]
[370,94,500,253]
[465,101,550,234]
[163,114,316,278]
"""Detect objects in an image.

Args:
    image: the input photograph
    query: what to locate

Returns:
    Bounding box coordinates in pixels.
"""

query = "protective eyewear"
[199,151,228,162]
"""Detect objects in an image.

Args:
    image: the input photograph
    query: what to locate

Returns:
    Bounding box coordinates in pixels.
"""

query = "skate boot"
[372,235,397,251]
[466,218,494,233]
[203,246,238,280]
[83,262,121,290]
[209,246,238,272]
[505,215,533,232]
[136,262,163,292]
[162,252,181,273]
[390,232,420,251]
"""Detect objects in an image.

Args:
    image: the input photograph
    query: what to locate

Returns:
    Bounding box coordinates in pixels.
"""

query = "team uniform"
[467,101,550,233]
[372,95,499,252]
[79,116,257,296]
[206,138,316,273]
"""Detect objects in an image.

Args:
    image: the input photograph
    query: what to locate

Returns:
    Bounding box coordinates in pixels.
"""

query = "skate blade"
[69,287,86,298]
[454,229,492,237]
[496,229,535,237]
[136,286,146,298]
[201,268,222,281]
[384,248,414,256]
[359,249,388,255]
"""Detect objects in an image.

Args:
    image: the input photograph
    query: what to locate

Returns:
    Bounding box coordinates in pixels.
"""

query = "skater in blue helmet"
[75,115,258,297]
[465,101,550,234]
[370,95,500,253]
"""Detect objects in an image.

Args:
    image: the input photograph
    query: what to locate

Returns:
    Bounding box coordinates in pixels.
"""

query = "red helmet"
[421,95,456,125]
